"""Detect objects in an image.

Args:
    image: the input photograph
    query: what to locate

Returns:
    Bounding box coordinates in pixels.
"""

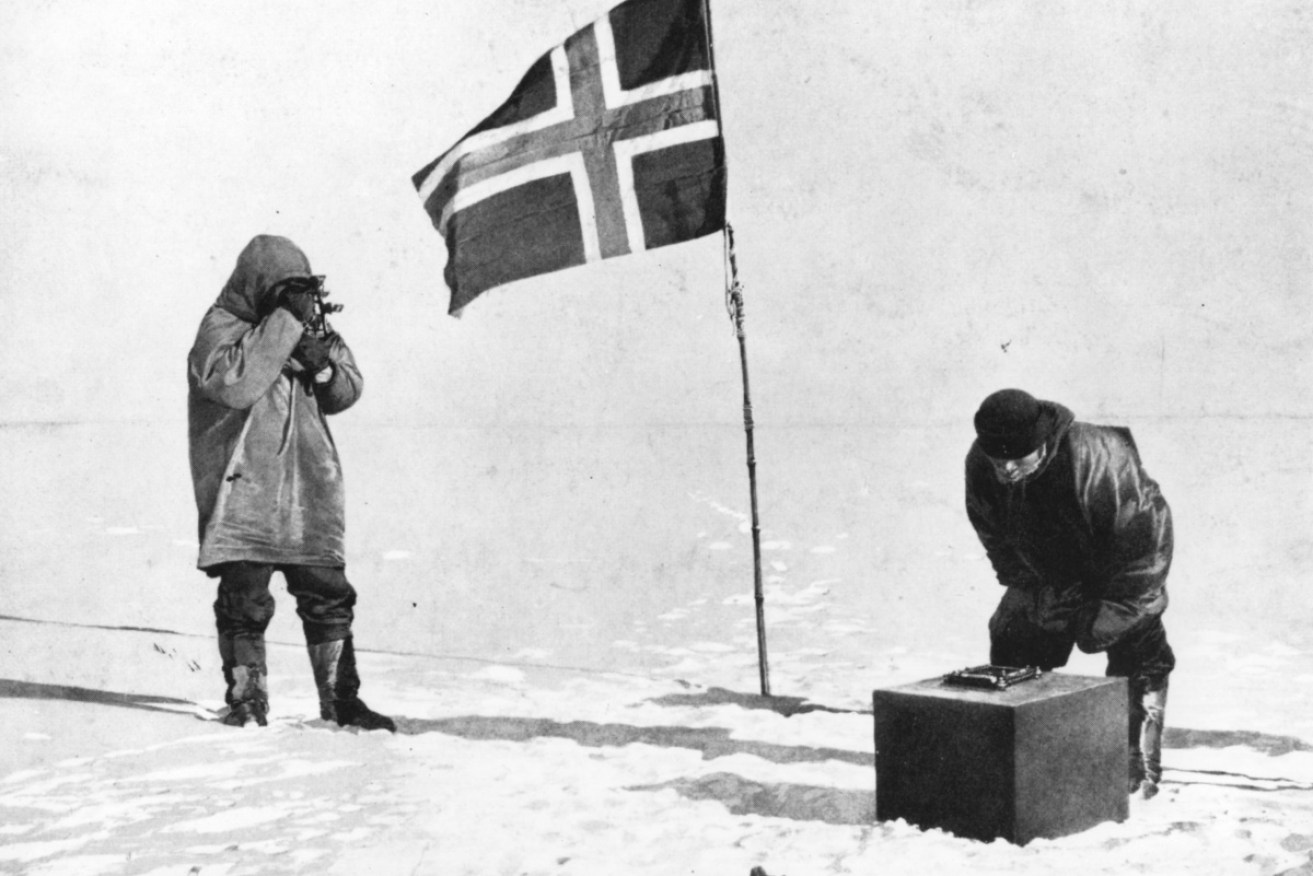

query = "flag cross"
[419,15,720,263]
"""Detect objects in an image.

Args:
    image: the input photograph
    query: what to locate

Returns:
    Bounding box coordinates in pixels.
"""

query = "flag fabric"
[412,0,726,315]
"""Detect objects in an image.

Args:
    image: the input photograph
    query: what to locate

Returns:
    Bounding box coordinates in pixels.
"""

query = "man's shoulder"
[1065,421,1141,466]
[195,304,253,337]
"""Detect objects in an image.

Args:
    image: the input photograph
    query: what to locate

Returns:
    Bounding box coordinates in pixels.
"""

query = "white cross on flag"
[412,0,727,315]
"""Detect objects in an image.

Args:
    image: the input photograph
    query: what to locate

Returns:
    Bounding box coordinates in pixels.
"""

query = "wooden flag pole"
[700,0,769,697]
[724,225,770,697]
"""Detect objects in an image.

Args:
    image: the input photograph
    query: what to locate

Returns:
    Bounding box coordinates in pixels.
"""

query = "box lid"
[875,671,1125,708]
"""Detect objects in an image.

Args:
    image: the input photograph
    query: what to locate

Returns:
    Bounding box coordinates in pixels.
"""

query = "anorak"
[188,235,362,571]
[965,403,1173,653]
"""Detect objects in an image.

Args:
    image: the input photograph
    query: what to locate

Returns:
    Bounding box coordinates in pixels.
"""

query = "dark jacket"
[965,402,1173,653]
[187,235,363,572]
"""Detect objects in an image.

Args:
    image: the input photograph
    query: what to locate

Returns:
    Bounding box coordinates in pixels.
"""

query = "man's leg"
[1121,674,1169,796]
[284,566,395,732]
[1125,676,1147,792]
[283,564,355,647]
[1139,679,1168,795]
[1108,616,1175,797]
[213,562,276,727]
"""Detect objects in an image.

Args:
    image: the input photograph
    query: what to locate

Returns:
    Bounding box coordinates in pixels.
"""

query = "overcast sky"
[1,0,1307,430]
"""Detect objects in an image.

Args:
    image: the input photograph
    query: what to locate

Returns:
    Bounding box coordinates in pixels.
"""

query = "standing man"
[965,388,1174,797]
[188,234,395,732]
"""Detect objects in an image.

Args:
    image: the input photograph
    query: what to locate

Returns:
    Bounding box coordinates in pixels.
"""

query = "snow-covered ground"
[3,618,1313,876]
[3,421,1313,875]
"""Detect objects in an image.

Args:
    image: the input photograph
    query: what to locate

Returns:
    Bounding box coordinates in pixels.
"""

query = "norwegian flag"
[412,0,727,315]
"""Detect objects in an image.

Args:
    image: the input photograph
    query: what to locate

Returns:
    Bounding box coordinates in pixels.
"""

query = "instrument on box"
[942,664,1040,690]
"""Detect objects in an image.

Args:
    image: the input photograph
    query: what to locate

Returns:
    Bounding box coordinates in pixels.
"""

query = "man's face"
[987,444,1046,485]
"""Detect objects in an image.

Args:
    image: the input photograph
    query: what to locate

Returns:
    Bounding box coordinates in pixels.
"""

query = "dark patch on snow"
[645,686,869,717]
[1165,727,1313,757]
[0,613,184,636]
[398,715,872,766]
[0,678,198,714]
[628,771,874,825]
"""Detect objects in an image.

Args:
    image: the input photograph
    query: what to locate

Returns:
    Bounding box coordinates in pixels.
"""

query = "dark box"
[873,672,1128,844]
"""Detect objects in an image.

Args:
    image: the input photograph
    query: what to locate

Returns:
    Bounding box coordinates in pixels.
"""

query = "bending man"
[965,388,1174,797]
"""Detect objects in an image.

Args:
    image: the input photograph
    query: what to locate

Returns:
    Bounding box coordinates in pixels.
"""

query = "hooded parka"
[188,235,362,572]
[964,401,1173,655]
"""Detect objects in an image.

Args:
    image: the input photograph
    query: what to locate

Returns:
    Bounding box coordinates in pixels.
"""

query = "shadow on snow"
[628,771,875,825]
[0,678,197,715]
[395,714,872,767]
[6,677,1312,806]
[644,685,870,717]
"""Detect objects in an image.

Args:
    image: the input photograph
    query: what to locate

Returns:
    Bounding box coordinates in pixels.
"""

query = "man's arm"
[965,453,1043,590]
[1073,428,1173,653]
[189,308,303,410]
[309,333,363,415]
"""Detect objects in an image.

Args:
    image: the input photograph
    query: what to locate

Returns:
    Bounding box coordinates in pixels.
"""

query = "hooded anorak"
[188,235,362,572]
[964,402,1173,655]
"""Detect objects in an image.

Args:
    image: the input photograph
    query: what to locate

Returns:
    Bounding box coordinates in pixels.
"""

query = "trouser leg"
[1140,681,1168,787]
[1107,617,1175,796]
[283,565,355,645]
[1124,676,1168,795]
[213,562,276,726]
[283,566,395,732]
[1127,680,1147,790]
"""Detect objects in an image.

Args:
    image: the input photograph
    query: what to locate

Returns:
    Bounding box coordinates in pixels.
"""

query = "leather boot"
[219,634,236,708]
[1128,676,1168,798]
[219,634,269,727]
[1128,748,1145,794]
[1140,682,1168,799]
[306,637,396,732]
[221,664,269,727]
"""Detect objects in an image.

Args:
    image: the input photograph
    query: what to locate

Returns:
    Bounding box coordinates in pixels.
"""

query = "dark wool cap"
[974,389,1055,460]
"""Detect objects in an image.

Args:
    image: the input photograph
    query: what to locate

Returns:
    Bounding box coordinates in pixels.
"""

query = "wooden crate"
[873,672,1128,844]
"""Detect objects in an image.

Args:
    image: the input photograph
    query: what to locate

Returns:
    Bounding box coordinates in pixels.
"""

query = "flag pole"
[723,226,770,698]
[700,0,769,697]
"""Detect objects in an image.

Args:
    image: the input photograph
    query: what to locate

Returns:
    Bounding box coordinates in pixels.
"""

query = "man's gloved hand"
[273,277,318,323]
[989,581,1084,640]
[1033,581,1085,633]
[1075,598,1143,654]
[292,333,335,376]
